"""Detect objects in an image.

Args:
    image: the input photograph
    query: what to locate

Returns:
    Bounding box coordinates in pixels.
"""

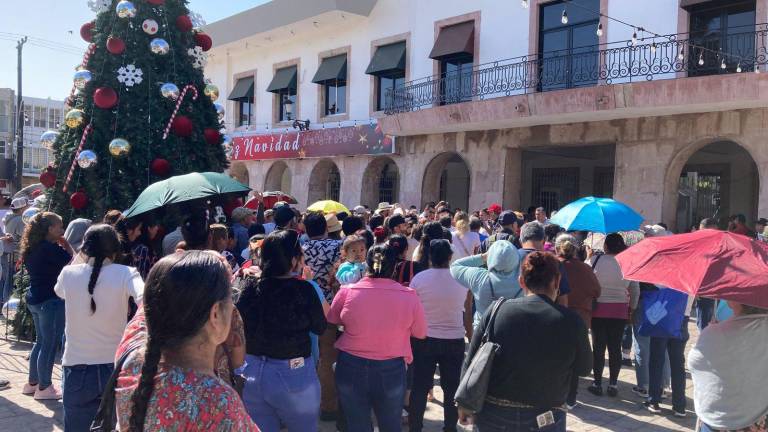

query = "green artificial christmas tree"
[42,0,228,221]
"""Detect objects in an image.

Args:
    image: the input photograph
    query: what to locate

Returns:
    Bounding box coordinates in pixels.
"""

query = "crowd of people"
[0,195,766,432]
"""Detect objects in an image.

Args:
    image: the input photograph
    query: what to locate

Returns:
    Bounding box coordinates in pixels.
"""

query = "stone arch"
[422,152,471,211]
[662,138,760,231]
[308,159,341,204]
[264,160,292,193]
[361,156,400,208]
[229,162,249,187]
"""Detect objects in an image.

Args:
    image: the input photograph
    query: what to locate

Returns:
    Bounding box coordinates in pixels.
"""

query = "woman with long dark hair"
[20,212,73,400]
[114,251,258,431]
[237,229,327,431]
[55,224,144,430]
[413,222,452,270]
[389,234,425,287]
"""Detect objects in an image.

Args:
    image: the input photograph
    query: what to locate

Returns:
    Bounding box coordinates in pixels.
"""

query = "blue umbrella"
[550,196,643,233]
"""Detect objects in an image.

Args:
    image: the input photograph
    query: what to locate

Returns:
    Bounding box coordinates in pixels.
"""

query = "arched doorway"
[264,161,292,193]
[308,159,341,204]
[422,152,470,211]
[361,157,400,208]
[229,162,249,187]
[673,141,758,233]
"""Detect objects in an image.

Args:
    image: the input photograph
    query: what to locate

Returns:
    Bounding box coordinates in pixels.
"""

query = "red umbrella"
[244,191,297,210]
[616,229,768,309]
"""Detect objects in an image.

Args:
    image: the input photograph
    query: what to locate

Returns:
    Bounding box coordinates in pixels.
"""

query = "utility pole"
[15,36,27,192]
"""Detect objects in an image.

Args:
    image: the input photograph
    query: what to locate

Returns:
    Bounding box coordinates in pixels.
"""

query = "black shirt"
[464,294,591,408]
[24,241,72,305]
[237,277,327,359]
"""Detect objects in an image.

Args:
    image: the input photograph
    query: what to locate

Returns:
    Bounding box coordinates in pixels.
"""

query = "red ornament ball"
[106,36,126,55]
[94,87,118,109]
[194,32,213,52]
[171,115,193,137]
[176,15,193,32]
[147,0,164,4]
[70,192,89,210]
[203,128,220,145]
[40,170,56,188]
[80,21,95,42]
[150,158,171,176]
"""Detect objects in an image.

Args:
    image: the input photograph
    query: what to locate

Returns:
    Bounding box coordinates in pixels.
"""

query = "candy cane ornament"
[163,85,199,140]
[63,123,93,193]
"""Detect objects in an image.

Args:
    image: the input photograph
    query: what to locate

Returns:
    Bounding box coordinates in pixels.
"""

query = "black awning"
[227,76,254,101]
[429,21,474,60]
[312,54,348,84]
[266,66,297,93]
[366,41,406,76]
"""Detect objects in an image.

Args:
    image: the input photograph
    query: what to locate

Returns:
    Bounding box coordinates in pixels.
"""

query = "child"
[335,235,367,285]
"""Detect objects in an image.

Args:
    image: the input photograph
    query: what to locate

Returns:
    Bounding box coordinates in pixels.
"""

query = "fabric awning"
[365,41,406,76]
[266,66,297,93]
[312,54,348,84]
[429,21,474,60]
[680,0,715,8]
[227,76,254,101]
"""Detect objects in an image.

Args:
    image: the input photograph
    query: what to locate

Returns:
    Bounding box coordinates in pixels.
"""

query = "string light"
[678,48,685,61]
[736,62,742,73]
[698,52,704,66]
[721,58,727,69]
[756,65,761,74]
[650,42,657,54]
[521,0,529,8]
[631,30,638,46]
[561,8,569,25]
[596,22,603,37]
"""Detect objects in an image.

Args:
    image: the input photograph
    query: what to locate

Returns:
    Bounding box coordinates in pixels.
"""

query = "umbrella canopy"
[245,191,297,210]
[550,196,643,233]
[307,200,349,215]
[13,183,43,200]
[123,172,250,218]
[616,229,768,309]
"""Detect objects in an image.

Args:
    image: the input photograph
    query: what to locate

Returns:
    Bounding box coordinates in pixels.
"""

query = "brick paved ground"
[0,318,698,431]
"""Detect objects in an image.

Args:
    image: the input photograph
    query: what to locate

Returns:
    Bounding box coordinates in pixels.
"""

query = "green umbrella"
[123,172,250,218]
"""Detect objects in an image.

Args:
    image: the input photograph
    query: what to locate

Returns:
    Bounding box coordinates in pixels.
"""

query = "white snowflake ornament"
[187,46,208,69]
[117,64,144,87]
[87,0,110,13]
[189,10,206,29]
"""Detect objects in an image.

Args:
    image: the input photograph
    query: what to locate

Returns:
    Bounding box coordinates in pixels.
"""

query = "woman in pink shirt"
[328,243,427,432]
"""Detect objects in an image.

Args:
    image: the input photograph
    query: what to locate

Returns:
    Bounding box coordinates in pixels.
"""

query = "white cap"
[10,197,28,210]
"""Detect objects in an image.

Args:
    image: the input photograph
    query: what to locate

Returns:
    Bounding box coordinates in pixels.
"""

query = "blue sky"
[0,0,269,100]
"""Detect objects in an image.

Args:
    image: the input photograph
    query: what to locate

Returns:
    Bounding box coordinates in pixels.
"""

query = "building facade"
[206,0,768,231]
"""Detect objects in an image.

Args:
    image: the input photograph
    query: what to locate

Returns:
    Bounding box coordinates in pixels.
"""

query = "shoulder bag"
[89,342,143,432]
[454,297,507,413]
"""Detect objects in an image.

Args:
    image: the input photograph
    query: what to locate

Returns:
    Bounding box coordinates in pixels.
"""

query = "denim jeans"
[242,354,320,432]
[409,337,464,432]
[648,318,689,412]
[696,298,715,330]
[63,363,114,431]
[335,350,406,432]
[475,404,566,432]
[632,324,670,390]
[28,297,65,389]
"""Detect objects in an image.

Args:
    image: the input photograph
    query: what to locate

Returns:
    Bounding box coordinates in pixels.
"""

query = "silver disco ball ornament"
[40,130,60,149]
[22,207,40,225]
[214,102,225,121]
[2,297,19,321]
[76,150,98,169]
[115,0,137,19]
[73,70,92,90]
[149,38,170,55]
[108,138,131,158]
[160,82,180,100]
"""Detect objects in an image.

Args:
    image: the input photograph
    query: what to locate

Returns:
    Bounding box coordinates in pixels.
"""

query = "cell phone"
[536,411,555,429]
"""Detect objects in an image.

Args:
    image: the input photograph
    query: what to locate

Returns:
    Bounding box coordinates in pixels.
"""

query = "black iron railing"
[385,24,768,114]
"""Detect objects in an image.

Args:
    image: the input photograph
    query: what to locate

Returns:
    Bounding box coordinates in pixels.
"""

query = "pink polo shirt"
[328,277,427,364]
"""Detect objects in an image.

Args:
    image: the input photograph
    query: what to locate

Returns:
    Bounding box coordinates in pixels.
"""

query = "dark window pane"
[541,0,599,31]
[540,29,569,91]
[571,23,599,87]
[238,99,252,126]
[440,55,473,105]
[279,90,296,122]
[325,80,346,115]
[689,0,755,77]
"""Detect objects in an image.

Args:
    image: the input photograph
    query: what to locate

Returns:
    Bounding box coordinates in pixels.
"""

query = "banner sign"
[231,124,395,161]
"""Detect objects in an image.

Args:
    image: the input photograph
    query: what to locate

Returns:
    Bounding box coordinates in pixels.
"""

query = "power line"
[0,31,83,52]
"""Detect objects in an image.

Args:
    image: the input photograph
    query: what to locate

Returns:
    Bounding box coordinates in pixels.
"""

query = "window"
[238,99,253,126]
[367,41,407,112]
[228,76,255,127]
[326,164,340,202]
[33,106,46,128]
[267,65,298,123]
[439,54,474,104]
[539,0,600,91]
[312,54,348,117]
[324,79,346,115]
[23,105,31,127]
[0,141,5,156]
[48,108,61,129]
[0,102,7,132]
[377,74,405,112]
[378,162,399,204]
[687,0,756,76]
[278,89,297,122]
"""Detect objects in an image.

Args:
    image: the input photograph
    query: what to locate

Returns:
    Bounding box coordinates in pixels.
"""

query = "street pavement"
[0,318,698,431]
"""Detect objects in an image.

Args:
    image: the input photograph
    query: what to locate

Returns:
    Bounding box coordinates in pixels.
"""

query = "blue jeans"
[632,324,670,390]
[648,318,689,412]
[28,297,65,389]
[475,404,566,432]
[242,354,320,432]
[696,298,715,330]
[63,363,114,431]
[335,351,406,432]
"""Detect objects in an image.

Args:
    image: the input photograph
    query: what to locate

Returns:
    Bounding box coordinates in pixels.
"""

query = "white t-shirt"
[409,268,468,339]
[451,231,481,260]
[55,262,144,366]
[405,237,419,261]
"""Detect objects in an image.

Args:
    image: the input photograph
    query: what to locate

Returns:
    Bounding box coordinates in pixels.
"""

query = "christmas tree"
[42,0,228,221]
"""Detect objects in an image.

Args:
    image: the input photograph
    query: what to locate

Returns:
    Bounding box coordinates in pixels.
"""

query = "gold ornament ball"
[204,84,219,101]
[65,109,85,128]
[109,138,131,158]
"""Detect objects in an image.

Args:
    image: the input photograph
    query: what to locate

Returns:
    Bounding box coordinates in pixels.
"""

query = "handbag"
[89,342,143,432]
[638,287,688,339]
[454,297,507,413]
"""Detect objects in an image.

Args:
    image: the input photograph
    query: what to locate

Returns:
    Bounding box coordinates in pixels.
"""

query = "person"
[534,207,550,225]
[273,205,298,231]
[115,216,147,277]
[451,239,523,327]
[459,252,592,431]
[477,210,520,253]
[63,218,92,255]
[543,224,562,252]
[451,211,481,261]
[413,222,453,270]
[210,223,238,270]
[335,234,367,286]
[102,209,123,227]
[329,243,427,432]
[389,234,426,287]
[517,222,571,305]
[469,216,487,243]
[325,213,343,240]
[20,212,73,400]
[341,215,365,237]
[236,230,327,431]
[408,239,468,432]
[231,207,255,257]
[729,214,755,237]
[160,224,183,257]
[55,224,144,430]
[555,233,601,408]
[114,251,258,431]
[587,233,639,398]
[181,213,211,250]
[688,302,768,431]
[1,197,28,304]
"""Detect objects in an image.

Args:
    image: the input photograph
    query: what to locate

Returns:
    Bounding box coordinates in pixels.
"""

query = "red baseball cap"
[488,203,502,214]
